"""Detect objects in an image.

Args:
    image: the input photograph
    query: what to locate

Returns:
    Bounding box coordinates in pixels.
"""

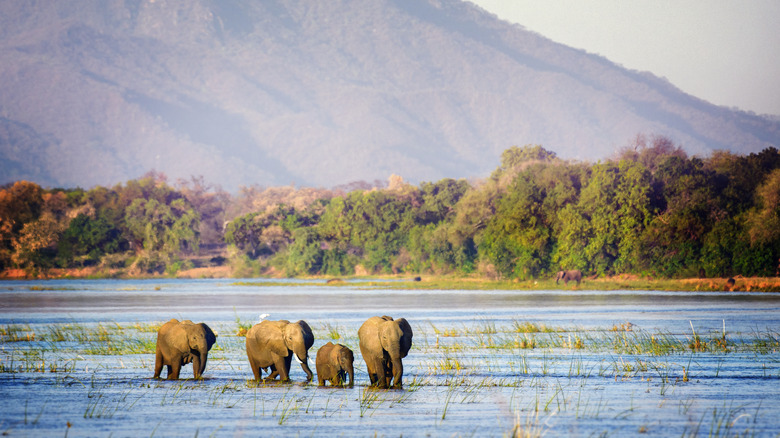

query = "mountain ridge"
[1,0,778,191]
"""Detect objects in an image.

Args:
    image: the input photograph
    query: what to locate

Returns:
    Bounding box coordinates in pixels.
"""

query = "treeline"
[2,137,779,278]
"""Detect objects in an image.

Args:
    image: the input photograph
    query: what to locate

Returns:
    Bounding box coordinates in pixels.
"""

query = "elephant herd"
[154,315,413,389]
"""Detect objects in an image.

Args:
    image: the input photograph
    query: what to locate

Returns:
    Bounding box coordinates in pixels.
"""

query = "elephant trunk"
[293,345,313,381]
[346,361,354,387]
[391,355,403,388]
[198,350,208,377]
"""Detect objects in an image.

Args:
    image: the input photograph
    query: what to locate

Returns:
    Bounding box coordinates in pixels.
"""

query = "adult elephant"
[358,315,413,389]
[154,319,217,380]
[315,342,354,387]
[556,269,583,286]
[245,319,314,382]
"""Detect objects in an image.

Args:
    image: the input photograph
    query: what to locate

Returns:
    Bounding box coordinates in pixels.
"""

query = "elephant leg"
[372,357,388,388]
[280,356,293,382]
[153,350,163,378]
[365,357,380,386]
[248,357,261,381]
[383,357,394,387]
[265,365,279,380]
[168,361,181,380]
[165,364,173,379]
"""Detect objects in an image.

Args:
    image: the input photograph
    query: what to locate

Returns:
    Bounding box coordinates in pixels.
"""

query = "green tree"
[481,172,549,279]
[558,160,653,275]
[491,144,557,180]
[642,156,720,276]
[125,197,199,261]
[57,214,124,267]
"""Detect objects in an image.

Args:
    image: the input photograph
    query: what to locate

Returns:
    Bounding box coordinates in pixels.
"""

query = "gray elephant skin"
[154,319,217,380]
[316,342,354,387]
[358,315,413,388]
[245,319,314,382]
[556,270,583,285]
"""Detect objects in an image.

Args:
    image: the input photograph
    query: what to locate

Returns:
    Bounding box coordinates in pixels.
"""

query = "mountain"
[1,0,778,191]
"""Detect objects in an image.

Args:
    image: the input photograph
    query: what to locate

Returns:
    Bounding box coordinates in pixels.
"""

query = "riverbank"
[3,266,779,292]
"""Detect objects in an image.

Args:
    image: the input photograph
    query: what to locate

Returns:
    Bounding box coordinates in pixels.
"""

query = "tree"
[0,181,44,268]
[124,198,199,260]
[481,172,550,279]
[746,168,780,246]
[11,213,63,271]
[417,179,470,225]
[176,176,230,248]
[224,213,264,257]
[641,156,721,276]
[57,214,124,267]
[557,160,653,275]
[491,145,557,181]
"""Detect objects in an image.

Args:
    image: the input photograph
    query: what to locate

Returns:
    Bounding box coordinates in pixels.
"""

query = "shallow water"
[1,279,779,436]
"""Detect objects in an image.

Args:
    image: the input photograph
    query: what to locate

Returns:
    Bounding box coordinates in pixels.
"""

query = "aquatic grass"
[428,354,469,375]
[358,387,385,418]
[429,323,460,337]
[0,324,36,342]
[128,322,164,333]
[320,322,344,341]
[512,321,556,334]
[233,311,252,336]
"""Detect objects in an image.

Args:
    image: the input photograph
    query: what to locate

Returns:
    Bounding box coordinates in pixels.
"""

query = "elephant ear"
[395,318,413,358]
[200,323,217,351]
[296,320,314,350]
[256,320,289,358]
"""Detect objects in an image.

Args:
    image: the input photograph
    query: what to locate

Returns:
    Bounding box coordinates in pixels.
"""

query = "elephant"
[315,342,354,387]
[245,319,314,382]
[358,315,413,388]
[555,270,582,286]
[154,319,217,380]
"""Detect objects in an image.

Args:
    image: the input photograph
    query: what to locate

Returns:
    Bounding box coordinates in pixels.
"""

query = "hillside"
[1,0,778,191]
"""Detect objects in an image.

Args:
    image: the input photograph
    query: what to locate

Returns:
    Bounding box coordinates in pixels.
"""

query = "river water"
[1,279,779,436]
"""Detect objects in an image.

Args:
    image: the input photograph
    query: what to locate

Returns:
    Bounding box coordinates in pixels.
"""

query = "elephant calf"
[154,319,217,380]
[316,342,354,387]
[358,315,413,389]
[555,269,582,286]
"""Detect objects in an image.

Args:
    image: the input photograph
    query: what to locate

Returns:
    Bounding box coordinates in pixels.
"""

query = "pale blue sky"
[468,0,780,116]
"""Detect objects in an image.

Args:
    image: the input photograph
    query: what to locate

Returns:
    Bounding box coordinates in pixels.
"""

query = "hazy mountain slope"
[1,0,778,190]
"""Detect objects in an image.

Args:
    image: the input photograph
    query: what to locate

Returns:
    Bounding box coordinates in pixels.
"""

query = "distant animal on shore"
[555,270,582,286]
[154,319,217,380]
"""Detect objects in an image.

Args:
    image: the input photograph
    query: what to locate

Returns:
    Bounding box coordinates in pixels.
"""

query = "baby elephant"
[316,342,354,387]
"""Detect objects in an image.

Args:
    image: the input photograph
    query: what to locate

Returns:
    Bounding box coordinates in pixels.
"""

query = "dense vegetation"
[2,138,779,279]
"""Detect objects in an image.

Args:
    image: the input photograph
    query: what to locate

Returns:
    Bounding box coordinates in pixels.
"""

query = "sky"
[468,0,780,116]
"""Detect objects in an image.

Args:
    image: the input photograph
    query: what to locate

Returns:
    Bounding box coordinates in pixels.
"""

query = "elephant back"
[247,319,290,358]
[316,341,335,367]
